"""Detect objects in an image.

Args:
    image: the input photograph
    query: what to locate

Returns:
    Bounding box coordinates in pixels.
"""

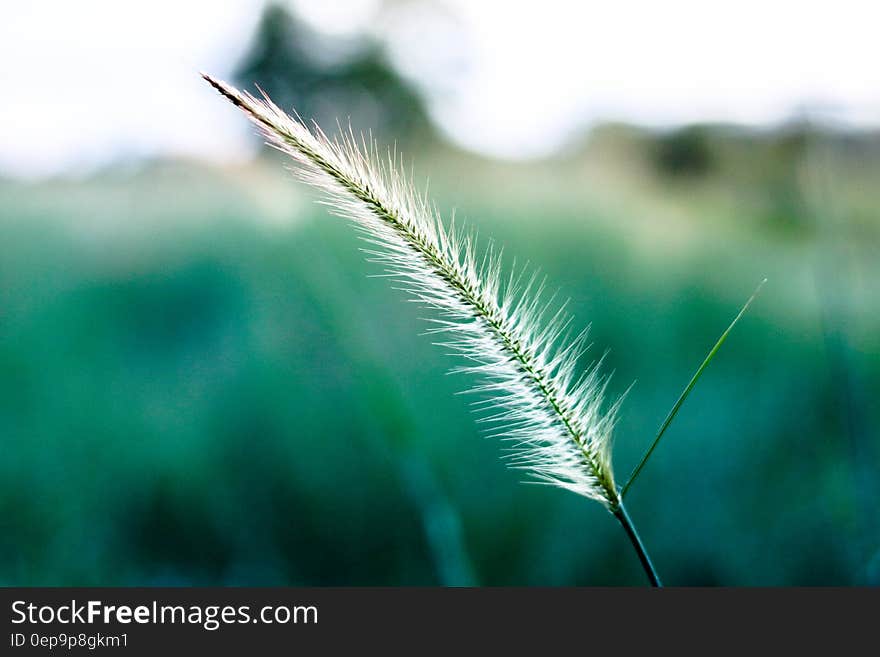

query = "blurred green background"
[1,2,878,586]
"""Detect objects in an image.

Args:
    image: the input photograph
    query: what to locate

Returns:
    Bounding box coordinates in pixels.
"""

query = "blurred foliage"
[1,117,878,585]
[234,3,431,141]
[653,126,716,178]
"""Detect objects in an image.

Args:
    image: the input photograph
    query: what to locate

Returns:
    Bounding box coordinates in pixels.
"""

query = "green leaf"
[620,279,767,498]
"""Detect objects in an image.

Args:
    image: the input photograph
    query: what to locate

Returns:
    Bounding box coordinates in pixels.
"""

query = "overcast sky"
[1,0,878,178]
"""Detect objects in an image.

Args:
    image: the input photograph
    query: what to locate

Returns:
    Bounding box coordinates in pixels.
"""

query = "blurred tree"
[233,2,431,142]
[653,125,716,178]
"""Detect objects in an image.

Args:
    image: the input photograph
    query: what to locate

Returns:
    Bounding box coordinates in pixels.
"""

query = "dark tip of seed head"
[201,72,245,109]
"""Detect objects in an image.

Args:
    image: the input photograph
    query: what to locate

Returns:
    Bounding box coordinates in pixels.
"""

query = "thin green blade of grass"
[620,278,767,498]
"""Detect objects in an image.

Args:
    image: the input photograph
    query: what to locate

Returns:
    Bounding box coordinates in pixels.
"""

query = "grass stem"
[613,501,662,587]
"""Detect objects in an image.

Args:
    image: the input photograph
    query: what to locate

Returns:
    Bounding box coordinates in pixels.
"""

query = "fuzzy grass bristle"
[203,72,623,510]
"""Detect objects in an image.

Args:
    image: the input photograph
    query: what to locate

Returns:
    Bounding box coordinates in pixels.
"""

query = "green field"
[2,134,878,585]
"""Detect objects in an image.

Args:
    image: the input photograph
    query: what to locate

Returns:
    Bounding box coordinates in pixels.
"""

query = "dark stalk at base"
[614,501,662,587]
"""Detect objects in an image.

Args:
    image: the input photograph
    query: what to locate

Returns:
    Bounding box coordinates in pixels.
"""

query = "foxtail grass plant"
[204,73,762,586]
